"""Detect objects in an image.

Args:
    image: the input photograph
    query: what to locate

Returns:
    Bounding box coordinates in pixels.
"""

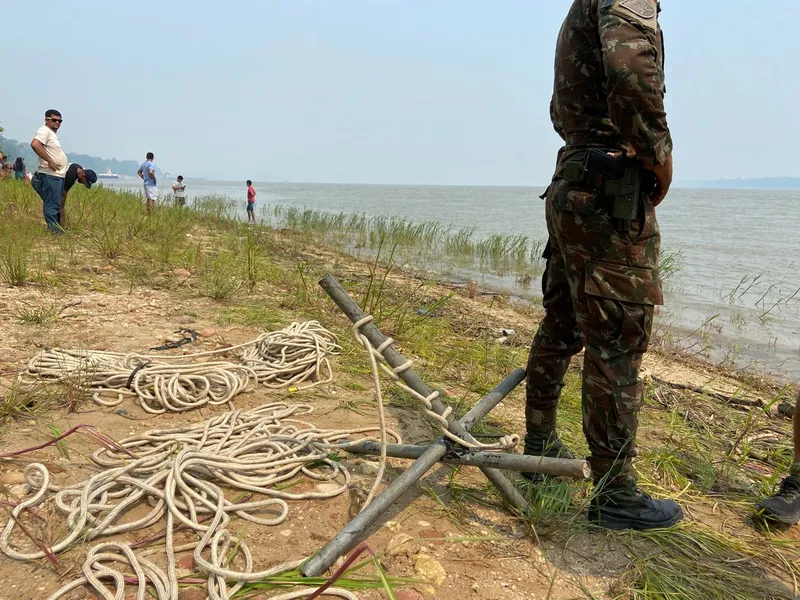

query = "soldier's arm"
[550,97,564,139]
[597,1,671,169]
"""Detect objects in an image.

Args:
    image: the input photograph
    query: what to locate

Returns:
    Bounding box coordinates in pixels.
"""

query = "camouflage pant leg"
[525,238,583,433]
[546,179,662,485]
[580,300,653,485]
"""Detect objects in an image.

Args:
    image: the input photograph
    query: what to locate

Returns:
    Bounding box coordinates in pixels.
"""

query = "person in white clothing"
[30,109,68,233]
[172,175,186,206]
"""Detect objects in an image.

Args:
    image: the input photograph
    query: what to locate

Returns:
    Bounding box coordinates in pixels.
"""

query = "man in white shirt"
[172,175,186,206]
[30,109,68,233]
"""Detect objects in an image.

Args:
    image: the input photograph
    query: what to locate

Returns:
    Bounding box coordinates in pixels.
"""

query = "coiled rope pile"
[17,320,340,413]
[5,311,518,597]
[0,402,400,599]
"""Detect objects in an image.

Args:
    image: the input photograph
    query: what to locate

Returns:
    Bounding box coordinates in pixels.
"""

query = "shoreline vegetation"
[264,203,681,290]
[264,201,797,384]
[1,180,799,599]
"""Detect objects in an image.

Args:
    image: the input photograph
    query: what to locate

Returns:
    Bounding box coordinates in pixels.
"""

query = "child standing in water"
[246,180,256,223]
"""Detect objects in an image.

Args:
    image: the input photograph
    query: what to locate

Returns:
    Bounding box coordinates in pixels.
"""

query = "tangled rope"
[17,321,340,413]
[0,402,400,599]
[241,321,339,388]
[351,315,519,451]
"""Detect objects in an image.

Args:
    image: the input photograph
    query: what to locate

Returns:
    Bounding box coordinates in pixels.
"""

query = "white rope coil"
[1,402,400,599]
[17,321,340,413]
[241,320,340,388]
[351,315,519,451]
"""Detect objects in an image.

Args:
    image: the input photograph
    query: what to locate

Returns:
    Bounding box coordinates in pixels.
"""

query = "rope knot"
[352,313,518,453]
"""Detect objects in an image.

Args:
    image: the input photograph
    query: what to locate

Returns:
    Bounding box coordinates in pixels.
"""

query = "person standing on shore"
[522,0,679,530]
[246,180,256,222]
[137,152,158,213]
[60,163,97,228]
[756,389,800,524]
[12,157,26,180]
[172,175,186,206]
[30,109,68,233]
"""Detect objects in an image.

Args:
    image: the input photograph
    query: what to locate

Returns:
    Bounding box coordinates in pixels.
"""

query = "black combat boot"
[588,483,684,530]
[523,406,575,458]
[523,430,576,460]
[521,429,575,481]
[755,476,800,525]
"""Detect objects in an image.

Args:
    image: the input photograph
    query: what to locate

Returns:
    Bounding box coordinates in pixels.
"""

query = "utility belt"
[556,149,654,233]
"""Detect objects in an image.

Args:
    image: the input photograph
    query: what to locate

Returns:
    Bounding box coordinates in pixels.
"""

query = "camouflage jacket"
[551,0,671,169]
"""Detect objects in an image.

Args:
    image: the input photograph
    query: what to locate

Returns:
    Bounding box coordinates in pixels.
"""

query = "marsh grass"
[420,468,496,525]
[618,524,796,600]
[519,476,588,533]
[270,204,547,280]
[0,377,70,428]
[0,381,42,425]
[70,190,149,260]
[200,253,244,301]
[0,247,30,286]
[216,302,287,328]
[232,561,412,598]
[13,296,61,326]
[244,229,258,291]
[0,201,42,285]
[56,354,98,412]
[139,204,197,268]
[194,195,238,223]
[336,396,375,416]
[658,249,683,283]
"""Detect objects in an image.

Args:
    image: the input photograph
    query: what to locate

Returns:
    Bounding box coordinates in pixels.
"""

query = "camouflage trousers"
[525,174,663,486]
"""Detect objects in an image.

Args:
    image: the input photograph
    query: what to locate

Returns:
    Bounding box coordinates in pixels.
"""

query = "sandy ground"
[0,264,794,600]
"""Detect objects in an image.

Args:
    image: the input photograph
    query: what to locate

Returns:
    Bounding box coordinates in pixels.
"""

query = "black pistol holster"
[561,149,647,232]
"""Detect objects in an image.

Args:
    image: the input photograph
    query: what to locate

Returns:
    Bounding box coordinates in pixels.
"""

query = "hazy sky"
[2,1,797,185]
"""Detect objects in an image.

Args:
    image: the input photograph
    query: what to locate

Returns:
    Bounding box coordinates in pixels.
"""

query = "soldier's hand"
[648,155,673,207]
[607,149,637,159]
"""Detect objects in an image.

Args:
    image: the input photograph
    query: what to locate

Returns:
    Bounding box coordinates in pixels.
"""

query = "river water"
[108,178,800,381]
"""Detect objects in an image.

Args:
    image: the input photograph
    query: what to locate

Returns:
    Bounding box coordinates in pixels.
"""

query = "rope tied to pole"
[351,315,519,452]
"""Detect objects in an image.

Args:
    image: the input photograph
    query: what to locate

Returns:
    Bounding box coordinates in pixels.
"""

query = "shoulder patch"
[619,0,656,19]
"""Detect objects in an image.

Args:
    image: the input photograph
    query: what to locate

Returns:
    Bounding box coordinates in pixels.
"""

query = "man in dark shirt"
[60,164,97,228]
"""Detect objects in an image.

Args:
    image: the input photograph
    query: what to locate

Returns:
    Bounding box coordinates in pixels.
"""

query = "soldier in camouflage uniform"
[523,0,682,529]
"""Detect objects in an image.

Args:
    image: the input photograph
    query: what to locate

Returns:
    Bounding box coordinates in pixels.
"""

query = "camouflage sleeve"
[550,97,564,139]
[598,1,672,167]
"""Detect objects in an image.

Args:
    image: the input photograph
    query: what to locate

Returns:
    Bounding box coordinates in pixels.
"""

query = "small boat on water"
[97,168,121,180]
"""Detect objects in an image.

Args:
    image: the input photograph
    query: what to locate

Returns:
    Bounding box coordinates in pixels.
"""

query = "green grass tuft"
[619,524,796,600]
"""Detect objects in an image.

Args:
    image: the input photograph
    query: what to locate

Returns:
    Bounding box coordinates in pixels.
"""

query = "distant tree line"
[0,133,146,176]
[678,177,800,190]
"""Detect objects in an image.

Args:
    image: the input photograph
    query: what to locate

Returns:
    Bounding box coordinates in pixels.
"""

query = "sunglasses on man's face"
[47,118,63,123]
